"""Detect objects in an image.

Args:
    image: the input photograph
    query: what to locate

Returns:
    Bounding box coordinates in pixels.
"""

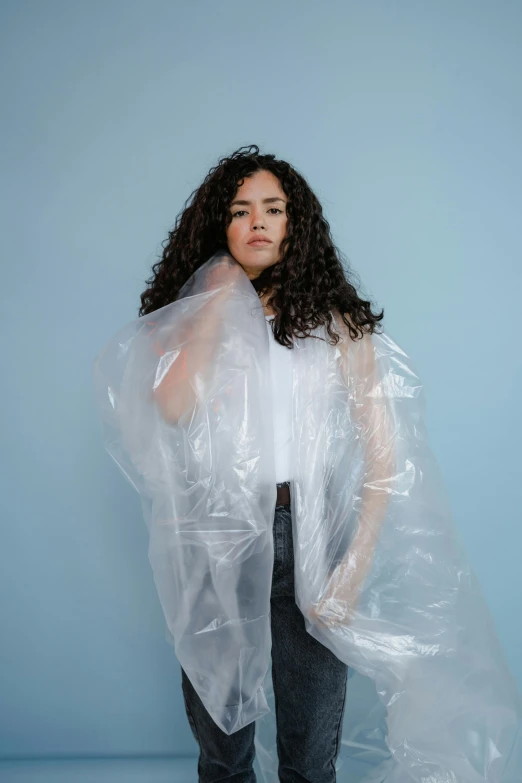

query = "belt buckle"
[276,481,291,507]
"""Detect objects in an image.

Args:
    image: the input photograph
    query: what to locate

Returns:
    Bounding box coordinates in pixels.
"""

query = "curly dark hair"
[139,144,384,346]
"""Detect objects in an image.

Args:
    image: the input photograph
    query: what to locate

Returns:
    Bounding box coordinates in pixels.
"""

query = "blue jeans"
[181,499,349,782]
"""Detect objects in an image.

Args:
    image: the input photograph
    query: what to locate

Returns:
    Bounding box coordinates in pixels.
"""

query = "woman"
[93,145,521,783]
[140,145,386,781]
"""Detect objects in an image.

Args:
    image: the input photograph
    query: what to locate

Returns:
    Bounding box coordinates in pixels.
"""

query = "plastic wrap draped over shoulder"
[92,250,521,782]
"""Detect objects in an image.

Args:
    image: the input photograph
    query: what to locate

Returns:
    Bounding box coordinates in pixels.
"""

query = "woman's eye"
[232,208,282,217]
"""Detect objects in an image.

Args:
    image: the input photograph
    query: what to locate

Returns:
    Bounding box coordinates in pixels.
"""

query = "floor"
[0,757,198,783]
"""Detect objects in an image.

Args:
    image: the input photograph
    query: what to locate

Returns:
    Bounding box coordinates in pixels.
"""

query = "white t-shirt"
[265,315,294,483]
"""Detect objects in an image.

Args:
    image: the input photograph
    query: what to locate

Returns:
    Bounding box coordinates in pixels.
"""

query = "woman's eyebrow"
[230,197,287,207]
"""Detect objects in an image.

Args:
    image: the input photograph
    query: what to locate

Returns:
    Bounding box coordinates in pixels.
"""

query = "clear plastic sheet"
[92,249,522,782]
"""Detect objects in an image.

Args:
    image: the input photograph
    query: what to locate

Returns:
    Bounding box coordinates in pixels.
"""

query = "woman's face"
[226,169,288,280]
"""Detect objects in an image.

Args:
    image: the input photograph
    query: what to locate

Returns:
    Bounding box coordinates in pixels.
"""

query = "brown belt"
[276,481,291,506]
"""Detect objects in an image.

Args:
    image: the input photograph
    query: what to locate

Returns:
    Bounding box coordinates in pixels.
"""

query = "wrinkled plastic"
[92,249,522,782]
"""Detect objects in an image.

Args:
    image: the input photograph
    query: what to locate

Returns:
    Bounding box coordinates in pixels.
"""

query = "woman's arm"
[309,315,396,626]
[152,259,243,425]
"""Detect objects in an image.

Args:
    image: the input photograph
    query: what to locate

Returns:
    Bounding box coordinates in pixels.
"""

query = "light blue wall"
[1,0,520,762]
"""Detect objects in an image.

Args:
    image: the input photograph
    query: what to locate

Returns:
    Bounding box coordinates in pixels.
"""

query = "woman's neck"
[259,291,275,317]
[259,291,275,315]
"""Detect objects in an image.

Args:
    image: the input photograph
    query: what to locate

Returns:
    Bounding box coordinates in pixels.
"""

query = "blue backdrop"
[1,0,520,770]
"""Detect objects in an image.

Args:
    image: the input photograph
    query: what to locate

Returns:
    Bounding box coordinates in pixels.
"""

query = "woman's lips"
[248,240,272,246]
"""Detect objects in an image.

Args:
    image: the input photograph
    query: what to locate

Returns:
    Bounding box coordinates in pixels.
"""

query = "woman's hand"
[307,593,357,629]
[205,255,243,289]
[307,563,363,629]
